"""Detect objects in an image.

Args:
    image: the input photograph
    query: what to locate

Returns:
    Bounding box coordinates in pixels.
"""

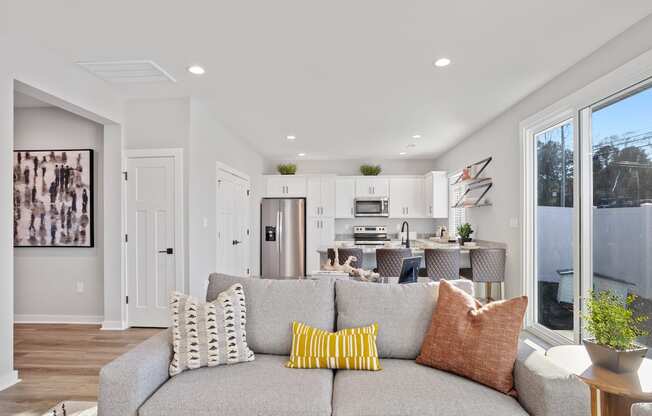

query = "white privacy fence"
[537,205,652,298]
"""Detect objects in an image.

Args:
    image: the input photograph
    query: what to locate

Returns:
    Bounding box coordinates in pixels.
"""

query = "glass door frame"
[521,108,582,345]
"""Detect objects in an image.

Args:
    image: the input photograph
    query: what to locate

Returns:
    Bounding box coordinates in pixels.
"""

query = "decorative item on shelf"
[360,164,382,176]
[583,290,648,373]
[322,247,380,282]
[277,163,297,175]
[456,223,473,246]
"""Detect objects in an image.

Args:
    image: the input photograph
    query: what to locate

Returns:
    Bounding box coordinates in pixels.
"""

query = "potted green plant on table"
[456,223,473,246]
[277,163,297,175]
[583,290,648,373]
[360,164,382,176]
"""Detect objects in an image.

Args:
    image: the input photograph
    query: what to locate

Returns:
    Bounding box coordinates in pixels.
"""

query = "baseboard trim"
[101,320,128,330]
[0,370,20,392]
[14,314,103,325]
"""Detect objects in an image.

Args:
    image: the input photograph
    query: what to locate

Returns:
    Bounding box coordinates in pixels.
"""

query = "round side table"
[547,345,652,416]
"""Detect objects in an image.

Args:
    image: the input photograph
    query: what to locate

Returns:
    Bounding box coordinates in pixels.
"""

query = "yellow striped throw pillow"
[286,321,381,370]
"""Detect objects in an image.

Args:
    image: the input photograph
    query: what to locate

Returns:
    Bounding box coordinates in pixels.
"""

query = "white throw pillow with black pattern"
[169,283,255,376]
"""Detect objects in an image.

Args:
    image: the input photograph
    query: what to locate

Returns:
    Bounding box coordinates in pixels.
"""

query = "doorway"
[216,162,251,277]
[125,149,184,327]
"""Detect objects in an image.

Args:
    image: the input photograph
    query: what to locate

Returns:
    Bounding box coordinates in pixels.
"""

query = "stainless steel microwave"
[354,198,389,217]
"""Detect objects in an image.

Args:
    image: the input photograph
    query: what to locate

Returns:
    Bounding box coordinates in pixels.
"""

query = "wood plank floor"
[0,324,161,416]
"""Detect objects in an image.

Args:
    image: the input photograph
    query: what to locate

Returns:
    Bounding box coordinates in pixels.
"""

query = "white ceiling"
[6,1,652,160]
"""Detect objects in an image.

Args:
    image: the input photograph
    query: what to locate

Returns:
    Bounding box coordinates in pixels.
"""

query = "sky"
[592,84,652,148]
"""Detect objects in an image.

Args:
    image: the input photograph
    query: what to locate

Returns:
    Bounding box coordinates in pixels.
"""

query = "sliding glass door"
[582,83,652,347]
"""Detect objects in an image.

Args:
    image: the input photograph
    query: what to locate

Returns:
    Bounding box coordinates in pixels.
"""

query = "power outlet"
[76,281,84,293]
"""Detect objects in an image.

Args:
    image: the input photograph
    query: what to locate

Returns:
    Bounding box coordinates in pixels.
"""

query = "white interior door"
[217,168,251,276]
[126,154,178,327]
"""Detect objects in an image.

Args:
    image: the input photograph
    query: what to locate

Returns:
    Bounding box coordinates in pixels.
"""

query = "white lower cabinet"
[306,217,334,273]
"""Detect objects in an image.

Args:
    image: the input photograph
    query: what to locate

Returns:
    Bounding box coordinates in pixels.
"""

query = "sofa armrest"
[513,340,590,416]
[98,329,172,416]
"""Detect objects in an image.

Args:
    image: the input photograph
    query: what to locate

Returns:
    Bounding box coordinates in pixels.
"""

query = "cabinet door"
[306,177,322,217]
[320,218,335,247]
[389,178,410,218]
[431,172,448,218]
[306,218,322,274]
[371,178,389,197]
[284,176,307,197]
[407,178,426,218]
[335,177,355,218]
[424,174,434,217]
[320,176,336,218]
[355,177,375,198]
[265,176,287,197]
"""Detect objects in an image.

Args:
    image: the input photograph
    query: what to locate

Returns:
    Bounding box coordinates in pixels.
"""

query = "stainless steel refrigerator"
[260,198,306,277]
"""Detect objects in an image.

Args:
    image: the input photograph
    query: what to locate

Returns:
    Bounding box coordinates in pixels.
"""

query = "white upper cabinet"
[389,177,425,218]
[335,177,356,218]
[265,175,307,197]
[355,177,389,197]
[423,171,448,218]
[306,175,336,218]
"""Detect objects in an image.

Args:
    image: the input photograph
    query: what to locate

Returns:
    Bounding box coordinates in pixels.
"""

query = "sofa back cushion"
[207,274,335,355]
[335,279,473,359]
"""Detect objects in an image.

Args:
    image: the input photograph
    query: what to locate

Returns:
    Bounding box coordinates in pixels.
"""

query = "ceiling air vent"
[76,60,176,84]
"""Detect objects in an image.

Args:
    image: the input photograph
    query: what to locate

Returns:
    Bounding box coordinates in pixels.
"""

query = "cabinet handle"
[372,186,375,194]
[350,207,354,216]
[406,207,409,215]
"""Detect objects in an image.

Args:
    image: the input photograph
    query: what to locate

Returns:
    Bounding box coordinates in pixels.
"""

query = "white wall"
[13,107,104,322]
[0,34,124,389]
[189,97,266,297]
[433,15,652,298]
[124,98,190,290]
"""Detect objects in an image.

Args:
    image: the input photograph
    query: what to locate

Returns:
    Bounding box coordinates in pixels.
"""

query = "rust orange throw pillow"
[416,280,527,394]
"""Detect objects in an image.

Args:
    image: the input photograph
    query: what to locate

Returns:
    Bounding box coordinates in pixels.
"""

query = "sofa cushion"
[207,274,335,355]
[335,279,473,359]
[332,358,528,416]
[139,354,333,416]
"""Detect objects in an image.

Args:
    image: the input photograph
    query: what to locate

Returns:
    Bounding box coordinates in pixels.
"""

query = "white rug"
[42,401,97,416]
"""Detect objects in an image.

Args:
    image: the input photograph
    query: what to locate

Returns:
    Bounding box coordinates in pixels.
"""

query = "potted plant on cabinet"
[456,223,473,246]
[360,164,382,176]
[277,163,297,175]
[583,290,648,373]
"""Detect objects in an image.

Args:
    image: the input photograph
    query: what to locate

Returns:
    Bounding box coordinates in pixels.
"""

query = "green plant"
[584,290,648,350]
[277,163,297,175]
[360,164,382,176]
[457,223,474,240]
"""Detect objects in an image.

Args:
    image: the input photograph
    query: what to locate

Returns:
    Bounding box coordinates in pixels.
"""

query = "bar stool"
[469,248,506,301]
[424,248,461,281]
[327,247,364,269]
[375,248,412,277]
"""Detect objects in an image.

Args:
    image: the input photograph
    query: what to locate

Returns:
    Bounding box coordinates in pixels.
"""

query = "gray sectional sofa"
[98,274,590,416]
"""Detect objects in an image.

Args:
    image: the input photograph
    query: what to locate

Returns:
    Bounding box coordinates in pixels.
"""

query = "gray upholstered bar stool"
[468,248,506,301]
[327,247,364,269]
[424,248,461,281]
[375,248,412,277]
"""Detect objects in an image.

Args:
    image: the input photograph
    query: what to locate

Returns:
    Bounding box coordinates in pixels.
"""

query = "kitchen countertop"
[318,239,506,254]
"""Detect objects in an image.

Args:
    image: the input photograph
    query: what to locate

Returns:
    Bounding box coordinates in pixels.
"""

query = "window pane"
[535,121,574,340]
[591,85,652,347]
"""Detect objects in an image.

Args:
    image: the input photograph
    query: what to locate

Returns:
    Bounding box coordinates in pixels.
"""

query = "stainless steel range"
[353,226,389,246]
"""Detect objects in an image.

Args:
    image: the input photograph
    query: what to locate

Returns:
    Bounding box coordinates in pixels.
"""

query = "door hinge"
[125,234,128,243]
[125,296,129,304]
[123,171,128,181]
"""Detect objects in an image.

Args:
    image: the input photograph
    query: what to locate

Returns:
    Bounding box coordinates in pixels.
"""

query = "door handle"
[232,240,242,245]
[158,248,174,254]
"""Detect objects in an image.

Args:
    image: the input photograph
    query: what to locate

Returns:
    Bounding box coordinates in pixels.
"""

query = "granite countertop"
[318,239,506,254]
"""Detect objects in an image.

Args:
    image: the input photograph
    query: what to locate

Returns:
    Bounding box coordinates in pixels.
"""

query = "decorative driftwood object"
[322,247,380,282]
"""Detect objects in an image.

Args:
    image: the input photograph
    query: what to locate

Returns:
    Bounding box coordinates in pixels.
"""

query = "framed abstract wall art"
[13,149,94,247]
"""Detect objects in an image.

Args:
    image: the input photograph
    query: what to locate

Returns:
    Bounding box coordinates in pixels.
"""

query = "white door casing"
[216,163,251,277]
[125,149,184,328]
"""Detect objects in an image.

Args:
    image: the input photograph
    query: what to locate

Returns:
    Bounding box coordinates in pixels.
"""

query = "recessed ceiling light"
[407,143,416,148]
[188,65,206,75]
[434,58,451,68]
[286,135,296,140]
[412,134,421,139]
[399,152,407,156]
[297,152,306,157]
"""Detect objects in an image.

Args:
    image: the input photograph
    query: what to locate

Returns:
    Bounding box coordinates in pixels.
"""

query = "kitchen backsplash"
[334,218,448,239]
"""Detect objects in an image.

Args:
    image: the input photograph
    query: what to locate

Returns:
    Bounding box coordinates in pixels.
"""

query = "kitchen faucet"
[401,221,410,248]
